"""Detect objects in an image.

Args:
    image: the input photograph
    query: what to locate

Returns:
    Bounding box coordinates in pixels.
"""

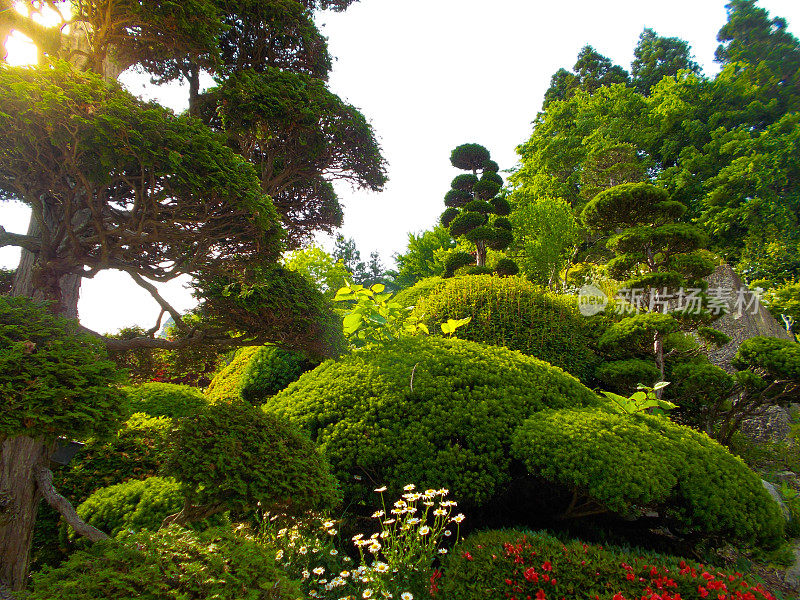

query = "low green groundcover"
[28,526,300,600]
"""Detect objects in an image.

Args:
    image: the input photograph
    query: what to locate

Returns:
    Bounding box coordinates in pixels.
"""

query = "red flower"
[613,594,626,600]
[626,572,635,581]
[542,561,552,572]
[699,586,709,598]
[523,568,538,583]
[463,552,473,561]
[535,590,546,600]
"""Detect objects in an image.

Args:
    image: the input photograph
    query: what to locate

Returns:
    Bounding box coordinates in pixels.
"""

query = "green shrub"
[73,477,183,539]
[511,407,784,546]
[206,345,316,404]
[595,358,661,394]
[393,277,446,308]
[164,399,339,517]
[0,296,126,440]
[28,525,300,600]
[412,275,601,381]
[124,382,207,418]
[266,336,598,509]
[56,413,174,505]
[441,528,778,600]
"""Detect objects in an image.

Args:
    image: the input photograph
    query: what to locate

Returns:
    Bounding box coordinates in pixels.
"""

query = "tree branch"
[0,226,40,253]
[161,499,224,529]
[33,466,108,542]
[122,269,186,331]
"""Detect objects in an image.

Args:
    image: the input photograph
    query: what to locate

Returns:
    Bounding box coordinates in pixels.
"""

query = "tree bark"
[0,437,52,591]
[1,210,82,590]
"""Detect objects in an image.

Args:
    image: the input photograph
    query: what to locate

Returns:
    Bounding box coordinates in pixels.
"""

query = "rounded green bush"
[206,345,315,403]
[28,526,300,600]
[595,358,660,394]
[393,277,446,308]
[443,251,475,277]
[494,258,519,277]
[441,528,778,600]
[440,206,459,227]
[124,382,207,418]
[449,211,486,237]
[444,189,471,208]
[511,407,784,546]
[165,399,339,515]
[412,275,601,381]
[266,336,598,508]
[0,296,126,440]
[74,477,183,539]
[450,143,491,171]
[56,413,174,505]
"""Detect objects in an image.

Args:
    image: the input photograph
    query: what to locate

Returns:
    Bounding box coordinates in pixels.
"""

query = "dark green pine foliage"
[543,45,630,107]
[631,28,701,95]
[581,183,718,384]
[440,144,516,273]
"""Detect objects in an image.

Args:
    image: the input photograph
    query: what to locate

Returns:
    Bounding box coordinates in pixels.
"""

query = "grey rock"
[741,405,793,444]
[704,264,793,373]
[786,542,800,588]
[762,479,790,520]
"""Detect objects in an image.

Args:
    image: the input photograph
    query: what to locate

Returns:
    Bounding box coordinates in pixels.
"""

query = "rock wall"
[704,264,793,373]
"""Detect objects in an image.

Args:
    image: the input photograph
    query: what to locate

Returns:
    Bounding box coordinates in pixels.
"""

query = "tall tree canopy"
[543,45,630,107]
[0,0,380,588]
[514,1,800,286]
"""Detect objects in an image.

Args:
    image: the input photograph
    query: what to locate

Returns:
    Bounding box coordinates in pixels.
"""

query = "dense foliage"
[511,407,784,546]
[206,345,316,403]
[55,413,174,506]
[0,296,125,440]
[164,399,339,518]
[28,526,301,600]
[266,336,598,508]
[442,529,779,600]
[73,477,184,540]
[412,275,601,381]
[124,382,207,419]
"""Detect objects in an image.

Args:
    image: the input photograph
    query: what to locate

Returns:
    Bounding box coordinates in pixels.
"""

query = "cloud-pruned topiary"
[124,382,208,419]
[0,296,126,440]
[73,477,184,540]
[28,526,301,600]
[411,275,601,382]
[511,407,784,547]
[163,399,339,524]
[265,336,598,508]
[206,345,317,404]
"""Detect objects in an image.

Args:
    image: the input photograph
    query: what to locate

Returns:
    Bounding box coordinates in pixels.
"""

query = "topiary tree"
[581,182,720,387]
[27,525,301,600]
[511,407,784,547]
[124,382,208,419]
[206,345,318,404]
[265,336,599,509]
[162,399,339,526]
[0,296,126,584]
[411,275,602,382]
[440,144,516,272]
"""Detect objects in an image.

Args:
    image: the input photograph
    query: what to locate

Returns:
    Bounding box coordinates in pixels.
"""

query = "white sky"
[2,0,799,334]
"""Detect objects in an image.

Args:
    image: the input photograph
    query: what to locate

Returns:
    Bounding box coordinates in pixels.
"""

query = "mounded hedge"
[266,336,599,508]
[73,477,184,540]
[411,275,601,382]
[206,345,316,404]
[165,399,339,515]
[124,382,207,418]
[56,413,174,505]
[392,276,446,308]
[441,528,778,600]
[511,407,784,546]
[28,526,301,600]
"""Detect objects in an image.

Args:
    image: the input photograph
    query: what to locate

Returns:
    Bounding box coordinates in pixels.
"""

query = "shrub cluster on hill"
[411,275,602,381]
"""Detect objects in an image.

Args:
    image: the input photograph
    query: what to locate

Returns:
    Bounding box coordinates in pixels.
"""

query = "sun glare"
[3,1,68,66]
